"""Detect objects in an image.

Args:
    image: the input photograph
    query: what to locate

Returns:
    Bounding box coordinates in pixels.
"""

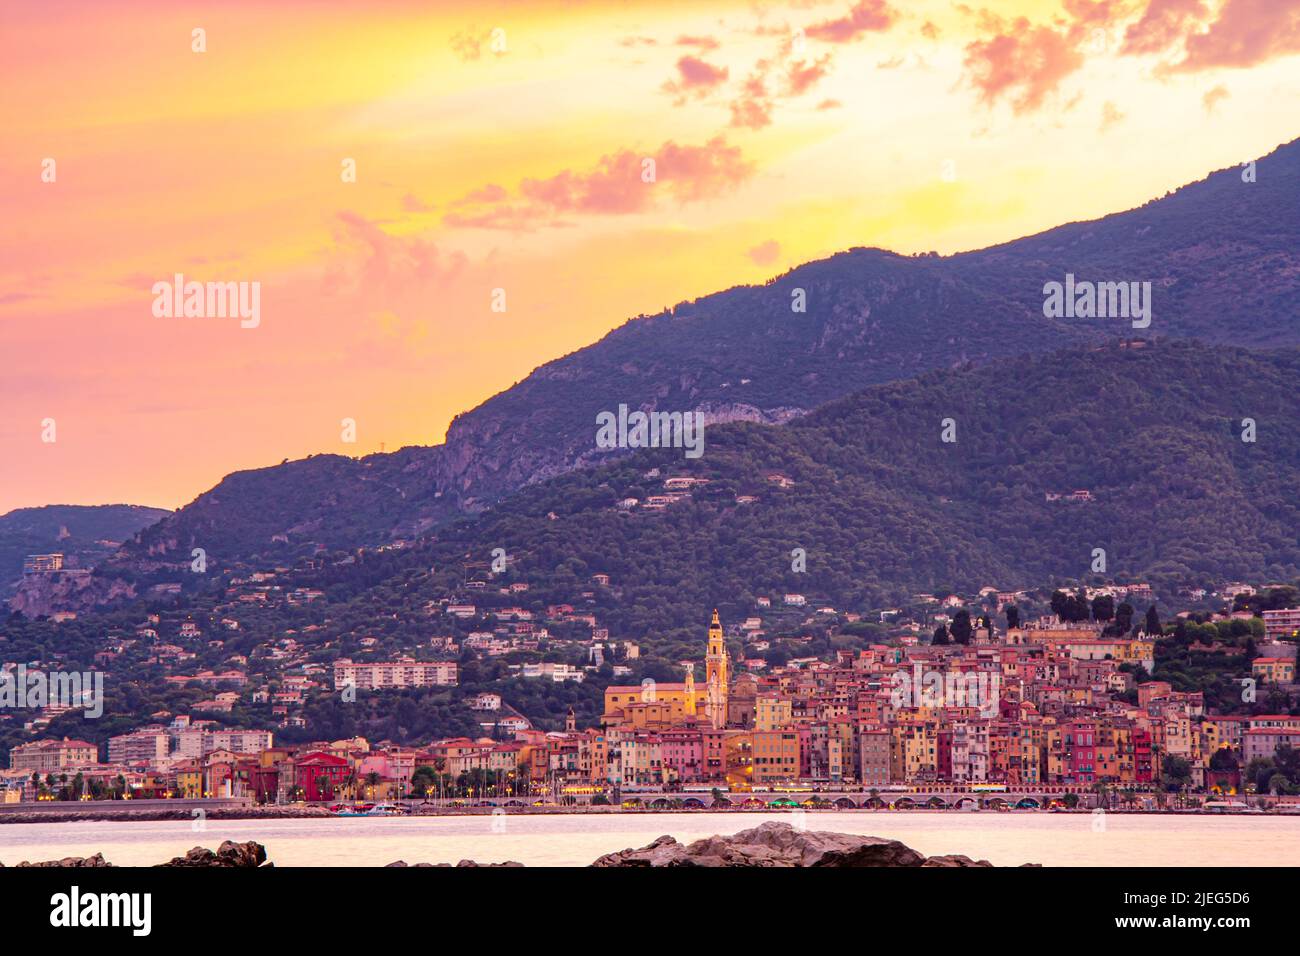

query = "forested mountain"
[83,137,1300,588]
[277,340,1300,652]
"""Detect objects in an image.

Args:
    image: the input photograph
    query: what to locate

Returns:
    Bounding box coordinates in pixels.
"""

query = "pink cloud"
[963,17,1085,113]
[445,138,754,229]
[747,240,781,265]
[662,55,730,103]
[1122,0,1209,54]
[1119,0,1300,71]
[401,193,435,213]
[327,212,466,294]
[655,137,755,202]
[785,55,833,95]
[1172,0,1300,71]
[1062,0,1129,27]
[676,34,721,50]
[805,0,896,43]
[729,70,774,129]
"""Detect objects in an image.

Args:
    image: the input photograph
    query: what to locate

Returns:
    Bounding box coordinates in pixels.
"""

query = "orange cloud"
[676,34,721,50]
[1100,99,1126,131]
[450,27,505,62]
[1202,83,1230,111]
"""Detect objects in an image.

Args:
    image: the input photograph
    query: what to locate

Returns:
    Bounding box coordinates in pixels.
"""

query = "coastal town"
[5,550,1300,813]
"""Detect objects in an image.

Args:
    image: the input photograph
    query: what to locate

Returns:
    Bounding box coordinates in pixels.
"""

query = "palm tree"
[432,758,448,801]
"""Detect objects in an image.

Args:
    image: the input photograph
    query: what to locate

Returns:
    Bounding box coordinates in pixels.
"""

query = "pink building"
[659,730,703,783]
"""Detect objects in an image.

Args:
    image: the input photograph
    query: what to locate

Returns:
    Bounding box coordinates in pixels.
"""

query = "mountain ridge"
[52,136,1300,599]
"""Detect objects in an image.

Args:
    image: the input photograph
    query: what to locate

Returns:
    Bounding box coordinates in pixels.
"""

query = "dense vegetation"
[321,340,1299,649]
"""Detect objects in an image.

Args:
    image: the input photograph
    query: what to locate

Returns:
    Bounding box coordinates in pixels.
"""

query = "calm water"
[2,812,1297,867]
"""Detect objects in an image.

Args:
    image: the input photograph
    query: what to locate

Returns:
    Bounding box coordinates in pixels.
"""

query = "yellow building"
[752,730,799,784]
[755,695,793,732]
[175,761,203,799]
[603,683,706,725]
[1253,658,1296,685]
[892,722,938,781]
[723,730,752,789]
[604,610,732,731]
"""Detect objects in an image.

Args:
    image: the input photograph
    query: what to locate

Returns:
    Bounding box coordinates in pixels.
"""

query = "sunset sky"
[3,0,1299,513]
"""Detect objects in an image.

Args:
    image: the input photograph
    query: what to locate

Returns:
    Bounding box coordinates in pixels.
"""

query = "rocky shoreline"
[1,822,1039,867]
[3,840,271,868]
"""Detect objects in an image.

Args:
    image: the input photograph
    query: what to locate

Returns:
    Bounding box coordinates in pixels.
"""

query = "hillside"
[306,340,1299,650]
[98,137,1300,584]
[0,504,169,596]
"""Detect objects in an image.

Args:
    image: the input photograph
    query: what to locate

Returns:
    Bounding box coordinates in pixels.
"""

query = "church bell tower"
[705,609,729,730]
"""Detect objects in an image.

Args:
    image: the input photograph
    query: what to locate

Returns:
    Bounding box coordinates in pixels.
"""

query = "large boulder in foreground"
[591,821,942,867]
[156,840,269,868]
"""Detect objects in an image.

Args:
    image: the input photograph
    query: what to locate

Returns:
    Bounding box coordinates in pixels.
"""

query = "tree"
[1145,604,1162,638]
[1051,590,1089,623]
[1050,590,1069,620]
[931,624,950,646]
[1091,594,1115,623]
[1114,601,1135,635]
[1208,748,1238,772]
[1161,755,1191,794]
[950,610,973,645]
[1005,605,1020,629]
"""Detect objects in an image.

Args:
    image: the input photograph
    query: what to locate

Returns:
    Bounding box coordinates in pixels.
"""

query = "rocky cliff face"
[8,569,139,617]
